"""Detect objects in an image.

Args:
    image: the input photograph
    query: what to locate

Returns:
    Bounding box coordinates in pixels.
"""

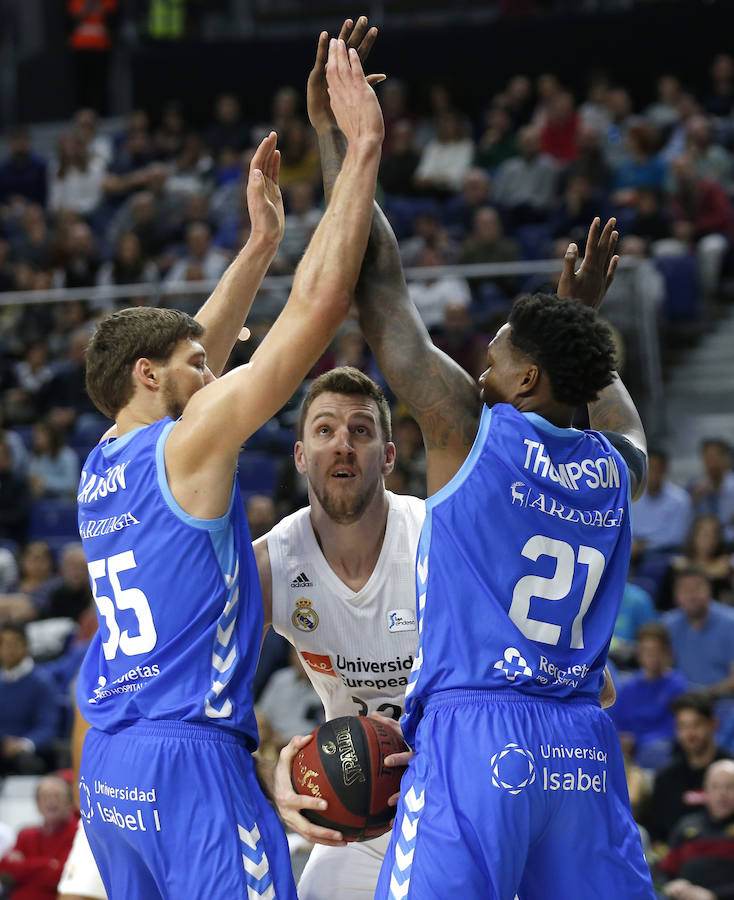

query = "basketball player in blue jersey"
[349,191,656,896]
[313,61,653,891]
[74,39,386,900]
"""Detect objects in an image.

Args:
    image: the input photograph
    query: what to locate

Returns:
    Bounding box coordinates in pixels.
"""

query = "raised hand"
[325,38,385,149]
[272,733,347,847]
[557,216,619,310]
[246,131,284,247]
[307,17,383,135]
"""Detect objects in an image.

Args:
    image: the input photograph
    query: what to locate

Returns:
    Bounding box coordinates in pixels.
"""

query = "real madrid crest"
[292,597,319,632]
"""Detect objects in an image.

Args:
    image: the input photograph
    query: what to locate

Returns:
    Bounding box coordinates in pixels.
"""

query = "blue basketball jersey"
[75,419,262,749]
[403,403,631,746]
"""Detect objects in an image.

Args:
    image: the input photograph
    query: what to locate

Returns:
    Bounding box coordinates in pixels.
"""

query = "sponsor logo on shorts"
[292,598,319,632]
[290,571,313,588]
[493,647,533,682]
[387,608,417,633]
[490,742,609,795]
[91,780,162,832]
[300,650,336,676]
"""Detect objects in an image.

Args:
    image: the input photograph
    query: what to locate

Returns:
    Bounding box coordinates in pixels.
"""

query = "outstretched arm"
[309,20,480,495]
[557,217,647,500]
[194,132,284,376]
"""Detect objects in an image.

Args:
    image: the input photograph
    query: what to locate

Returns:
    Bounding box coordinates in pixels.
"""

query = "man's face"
[674,573,712,621]
[705,764,734,820]
[295,392,395,525]
[0,630,28,670]
[637,637,669,678]
[37,779,73,830]
[675,708,715,759]
[703,444,732,481]
[157,339,213,420]
[478,324,532,409]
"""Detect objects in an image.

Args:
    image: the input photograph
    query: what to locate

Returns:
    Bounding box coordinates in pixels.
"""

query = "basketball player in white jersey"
[256,365,424,900]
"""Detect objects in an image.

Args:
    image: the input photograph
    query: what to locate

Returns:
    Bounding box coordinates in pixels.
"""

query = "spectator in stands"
[28,420,79,501]
[400,211,458,268]
[665,153,734,299]
[258,646,323,741]
[602,87,634,169]
[492,125,557,227]
[434,300,490,381]
[44,327,98,433]
[95,231,159,304]
[379,119,420,196]
[276,120,320,191]
[685,114,733,189]
[631,447,692,562]
[644,75,683,138]
[100,126,156,212]
[474,103,517,172]
[548,173,602,246]
[499,74,534,130]
[665,516,734,606]
[656,759,734,899]
[0,541,56,624]
[0,126,47,208]
[165,221,229,284]
[663,567,734,698]
[246,495,277,542]
[643,692,732,846]
[279,180,322,269]
[609,622,688,769]
[73,108,113,168]
[0,439,31,545]
[205,92,251,156]
[152,100,187,161]
[390,415,426,499]
[48,132,106,218]
[611,121,667,208]
[610,581,658,666]
[8,342,55,425]
[566,121,613,192]
[458,205,520,300]
[107,185,172,264]
[406,246,472,331]
[689,439,734,544]
[627,187,673,243]
[0,623,58,775]
[413,111,475,196]
[0,773,77,900]
[443,168,494,241]
[539,90,579,164]
[165,133,214,200]
[704,53,734,117]
[43,544,91,623]
[55,221,100,290]
[8,203,52,270]
[0,407,29,477]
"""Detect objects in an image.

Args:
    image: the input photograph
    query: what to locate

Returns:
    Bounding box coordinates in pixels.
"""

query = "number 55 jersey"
[76,418,262,747]
[403,402,631,746]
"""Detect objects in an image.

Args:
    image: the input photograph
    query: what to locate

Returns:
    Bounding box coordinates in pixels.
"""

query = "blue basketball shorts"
[80,720,297,900]
[376,690,655,900]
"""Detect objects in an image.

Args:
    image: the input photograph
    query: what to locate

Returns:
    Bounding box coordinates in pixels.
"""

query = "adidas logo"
[290,572,313,588]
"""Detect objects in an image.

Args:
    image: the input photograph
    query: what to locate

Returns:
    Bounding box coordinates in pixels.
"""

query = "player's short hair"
[0,621,27,643]
[86,308,204,418]
[298,366,392,442]
[672,691,715,720]
[636,621,671,650]
[672,564,711,586]
[507,293,616,407]
[701,437,732,457]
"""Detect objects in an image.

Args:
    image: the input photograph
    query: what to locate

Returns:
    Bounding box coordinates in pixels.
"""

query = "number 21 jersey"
[403,402,631,745]
[76,419,262,748]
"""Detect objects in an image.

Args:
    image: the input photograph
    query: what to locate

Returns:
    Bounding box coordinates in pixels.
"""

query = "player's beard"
[311,472,379,525]
[162,380,187,420]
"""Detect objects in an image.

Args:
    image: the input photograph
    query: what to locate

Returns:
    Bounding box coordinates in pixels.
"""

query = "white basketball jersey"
[269,492,425,724]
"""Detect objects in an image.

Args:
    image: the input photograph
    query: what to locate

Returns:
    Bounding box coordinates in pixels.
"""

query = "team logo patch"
[490,743,536,795]
[290,571,313,588]
[292,598,319,632]
[301,650,336,676]
[79,777,94,820]
[387,608,417,633]
[493,647,533,682]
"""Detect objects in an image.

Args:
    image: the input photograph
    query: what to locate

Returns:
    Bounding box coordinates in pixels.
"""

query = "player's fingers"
[562,242,578,278]
[290,813,345,846]
[387,792,400,807]
[270,148,281,184]
[279,732,313,764]
[605,254,619,292]
[249,133,270,174]
[346,15,366,48]
[348,46,366,79]
[358,25,378,62]
[337,18,354,44]
[366,74,387,86]
[281,792,327,813]
[598,216,616,253]
[384,750,412,767]
[313,31,328,72]
[585,216,601,253]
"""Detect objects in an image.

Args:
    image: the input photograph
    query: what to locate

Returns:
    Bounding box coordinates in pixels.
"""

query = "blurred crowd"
[2,47,734,900]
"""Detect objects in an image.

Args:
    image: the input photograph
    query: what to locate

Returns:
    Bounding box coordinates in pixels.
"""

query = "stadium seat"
[237,451,278,497]
[28,499,79,542]
[655,254,700,323]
